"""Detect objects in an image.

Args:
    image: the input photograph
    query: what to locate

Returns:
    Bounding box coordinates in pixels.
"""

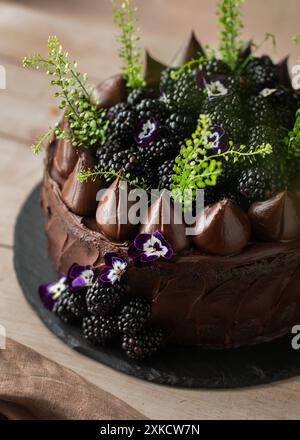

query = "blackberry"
[86,281,126,316]
[109,109,138,145]
[136,98,168,123]
[122,326,164,360]
[117,298,151,336]
[209,111,247,144]
[127,87,156,107]
[68,290,88,318]
[160,67,176,95]
[248,125,284,156]
[165,113,197,141]
[96,140,124,170]
[106,102,128,122]
[246,95,277,127]
[82,315,117,345]
[245,56,277,88]
[140,136,177,166]
[53,291,77,324]
[238,166,278,202]
[158,158,176,190]
[202,93,243,119]
[202,58,233,77]
[164,68,204,113]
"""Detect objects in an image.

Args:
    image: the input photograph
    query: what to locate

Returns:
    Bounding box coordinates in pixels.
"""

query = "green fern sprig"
[217,0,245,70]
[170,114,273,204]
[285,110,300,158]
[112,0,145,90]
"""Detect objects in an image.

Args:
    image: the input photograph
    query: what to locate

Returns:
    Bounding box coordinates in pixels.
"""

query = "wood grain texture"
[1,0,300,419]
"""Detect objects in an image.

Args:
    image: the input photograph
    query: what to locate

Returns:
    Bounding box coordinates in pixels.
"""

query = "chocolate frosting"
[249,191,300,242]
[275,57,292,89]
[96,178,139,242]
[192,199,251,256]
[144,50,167,89]
[91,74,127,109]
[171,31,205,67]
[51,118,77,186]
[140,191,191,253]
[61,150,104,216]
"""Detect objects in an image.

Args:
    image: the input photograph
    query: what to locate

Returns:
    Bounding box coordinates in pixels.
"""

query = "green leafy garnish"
[170,114,273,204]
[217,0,245,70]
[23,36,109,152]
[285,110,300,158]
[112,0,145,90]
[292,34,300,45]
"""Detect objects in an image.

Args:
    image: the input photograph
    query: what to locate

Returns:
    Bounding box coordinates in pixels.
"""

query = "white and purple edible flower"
[208,126,229,152]
[128,231,174,266]
[260,88,277,98]
[39,274,69,311]
[99,253,128,284]
[134,118,159,146]
[197,72,229,100]
[68,263,95,288]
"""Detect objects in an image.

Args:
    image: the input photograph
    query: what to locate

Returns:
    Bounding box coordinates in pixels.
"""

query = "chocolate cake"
[24,0,300,357]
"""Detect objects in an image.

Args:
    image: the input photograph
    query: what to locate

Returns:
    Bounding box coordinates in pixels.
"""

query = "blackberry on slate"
[53,291,77,324]
[158,158,176,190]
[86,281,126,316]
[122,326,164,360]
[117,298,151,336]
[68,290,88,318]
[136,98,168,123]
[245,56,277,88]
[82,315,117,345]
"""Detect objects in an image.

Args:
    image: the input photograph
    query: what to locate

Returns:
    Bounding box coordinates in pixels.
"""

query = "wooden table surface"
[1,0,300,420]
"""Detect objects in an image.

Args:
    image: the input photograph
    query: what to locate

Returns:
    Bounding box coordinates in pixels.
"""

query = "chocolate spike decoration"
[91,74,127,109]
[61,150,104,217]
[249,191,300,242]
[51,117,78,187]
[239,40,253,61]
[171,31,205,68]
[96,177,139,242]
[275,57,292,89]
[144,50,167,90]
[140,190,191,253]
[192,199,251,256]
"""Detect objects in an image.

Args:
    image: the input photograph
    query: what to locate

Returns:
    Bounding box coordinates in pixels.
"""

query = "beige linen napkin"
[0,338,145,420]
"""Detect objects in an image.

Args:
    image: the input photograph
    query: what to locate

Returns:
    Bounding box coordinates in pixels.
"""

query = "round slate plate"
[13,184,300,388]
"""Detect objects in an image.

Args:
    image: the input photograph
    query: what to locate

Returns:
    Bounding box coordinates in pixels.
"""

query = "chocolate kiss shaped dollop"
[96,178,139,242]
[249,191,300,242]
[171,31,205,68]
[192,199,251,256]
[144,50,167,90]
[275,57,292,89]
[140,191,191,253]
[51,118,77,186]
[61,150,104,217]
[91,74,127,109]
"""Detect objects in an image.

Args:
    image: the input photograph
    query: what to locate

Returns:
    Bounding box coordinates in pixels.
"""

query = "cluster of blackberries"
[95,54,300,205]
[53,280,164,360]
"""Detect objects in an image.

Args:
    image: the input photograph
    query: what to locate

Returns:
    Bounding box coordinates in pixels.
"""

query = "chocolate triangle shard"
[96,178,139,242]
[51,118,77,186]
[61,150,104,217]
[249,191,300,242]
[91,74,127,109]
[239,40,253,61]
[140,191,191,253]
[275,57,292,89]
[171,31,205,68]
[144,50,167,90]
[192,199,251,256]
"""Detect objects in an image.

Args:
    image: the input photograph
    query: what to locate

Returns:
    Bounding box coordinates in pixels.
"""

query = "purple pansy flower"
[67,263,95,288]
[134,118,159,146]
[39,274,69,311]
[197,72,229,100]
[99,253,128,284]
[128,231,174,266]
[208,126,229,152]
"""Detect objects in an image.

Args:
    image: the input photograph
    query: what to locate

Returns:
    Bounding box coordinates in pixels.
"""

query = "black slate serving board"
[13,184,300,388]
